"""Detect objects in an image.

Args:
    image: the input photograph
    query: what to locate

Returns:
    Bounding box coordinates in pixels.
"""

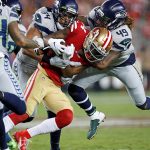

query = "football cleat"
[7,133,17,150]
[13,131,30,150]
[87,111,105,140]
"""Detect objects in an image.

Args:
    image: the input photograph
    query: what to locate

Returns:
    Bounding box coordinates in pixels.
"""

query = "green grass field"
[13,90,150,150]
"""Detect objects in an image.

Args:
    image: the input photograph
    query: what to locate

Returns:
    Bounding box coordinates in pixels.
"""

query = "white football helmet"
[83,27,113,62]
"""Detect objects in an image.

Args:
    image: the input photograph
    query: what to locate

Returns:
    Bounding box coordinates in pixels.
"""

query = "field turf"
[12,90,150,150]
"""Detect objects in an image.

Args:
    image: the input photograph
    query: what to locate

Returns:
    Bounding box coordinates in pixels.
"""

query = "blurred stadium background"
[11,0,150,149]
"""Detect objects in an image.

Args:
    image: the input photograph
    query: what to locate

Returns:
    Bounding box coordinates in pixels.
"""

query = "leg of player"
[3,108,17,150]
[14,109,73,150]
[0,91,26,115]
[136,97,150,110]
[6,133,17,150]
[68,83,105,140]
[0,106,9,150]
[47,111,61,150]
[117,65,150,110]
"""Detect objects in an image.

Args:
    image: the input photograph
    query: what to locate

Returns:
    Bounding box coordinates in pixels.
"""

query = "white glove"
[33,36,44,48]
[49,56,70,69]
[50,56,82,69]
[48,38,67,56]
[62,44,75,60]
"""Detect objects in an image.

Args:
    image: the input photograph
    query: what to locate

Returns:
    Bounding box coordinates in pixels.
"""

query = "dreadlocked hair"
[124,16,134,30]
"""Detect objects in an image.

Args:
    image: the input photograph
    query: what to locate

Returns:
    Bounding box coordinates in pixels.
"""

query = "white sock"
[27,118,60,137]
[4,148,10,150]
[90,111,105,121]
[3,115,15,132]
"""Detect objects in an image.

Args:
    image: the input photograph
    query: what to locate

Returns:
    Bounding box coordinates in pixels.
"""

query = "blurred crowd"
[19,0,150,90]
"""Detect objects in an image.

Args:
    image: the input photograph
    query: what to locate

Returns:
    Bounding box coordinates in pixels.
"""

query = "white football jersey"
[0,3,19,56]
[110,25,134,66]
[16,7,58,70]
[32,7,58,36]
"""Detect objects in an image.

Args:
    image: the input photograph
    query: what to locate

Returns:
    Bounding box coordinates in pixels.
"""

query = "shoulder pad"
[33,7,52,24]
[32,7,57,35]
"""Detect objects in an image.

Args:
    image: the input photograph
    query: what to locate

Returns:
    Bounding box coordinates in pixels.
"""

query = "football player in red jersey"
[3,0,79,149]
[12,20,112,150]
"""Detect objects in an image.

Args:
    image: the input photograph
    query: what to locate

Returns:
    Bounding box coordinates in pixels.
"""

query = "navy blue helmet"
[53,0,78,28]
[93,0,127,30]
[2,0,23,15]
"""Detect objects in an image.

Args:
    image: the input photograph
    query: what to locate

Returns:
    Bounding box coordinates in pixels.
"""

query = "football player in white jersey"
[3,0,79,150]
[67,0,150,140]
[0,0,45,149]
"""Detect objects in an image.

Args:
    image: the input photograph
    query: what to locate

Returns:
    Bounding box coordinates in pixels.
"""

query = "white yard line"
[15,118,150,129]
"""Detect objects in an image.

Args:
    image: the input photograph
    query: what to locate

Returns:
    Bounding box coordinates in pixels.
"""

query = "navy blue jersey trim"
[10,13,18,18]
[115,53,136,67]
[34,23,54,35]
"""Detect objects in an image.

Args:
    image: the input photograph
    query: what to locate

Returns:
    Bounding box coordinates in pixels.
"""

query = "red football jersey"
[65,20,89,65]
[41,20,90,86]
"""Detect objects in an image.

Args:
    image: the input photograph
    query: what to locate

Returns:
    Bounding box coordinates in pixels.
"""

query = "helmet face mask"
[84,42,108,62]
[57,7,77,28]
[83,27,113,63]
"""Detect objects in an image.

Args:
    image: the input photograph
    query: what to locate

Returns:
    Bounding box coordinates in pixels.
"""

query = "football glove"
[62,44,75,60]
[49,56,81,69]
[48,38,67,56]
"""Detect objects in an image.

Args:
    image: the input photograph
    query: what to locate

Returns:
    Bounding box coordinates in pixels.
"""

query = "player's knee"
[136,97,150,110]
[68,84,83,96]
[56,109,73,129]
[16,101,26,115]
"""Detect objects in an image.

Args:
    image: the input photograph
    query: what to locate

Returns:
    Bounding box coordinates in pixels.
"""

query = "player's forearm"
[94,51,120,69]
[43,28,69,45]
[22,48,43,62]
[8,22,39,49]
[62,66,87,77]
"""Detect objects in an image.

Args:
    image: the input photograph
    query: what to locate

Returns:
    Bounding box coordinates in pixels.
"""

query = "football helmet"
[88,0,127,30]
[53,0,78,29]
[83,27,112,62]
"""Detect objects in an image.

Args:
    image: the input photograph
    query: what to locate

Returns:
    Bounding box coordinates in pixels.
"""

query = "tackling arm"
[93,50,120,69]
[61,65,87,78]
[21,23,44,62]
[43,28,70,45]
[8,21,41,49]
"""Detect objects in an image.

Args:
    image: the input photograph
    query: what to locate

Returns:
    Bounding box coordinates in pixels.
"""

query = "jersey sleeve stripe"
[34,23,54,35]
[10,13,19,18]
[102,31,112,49]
